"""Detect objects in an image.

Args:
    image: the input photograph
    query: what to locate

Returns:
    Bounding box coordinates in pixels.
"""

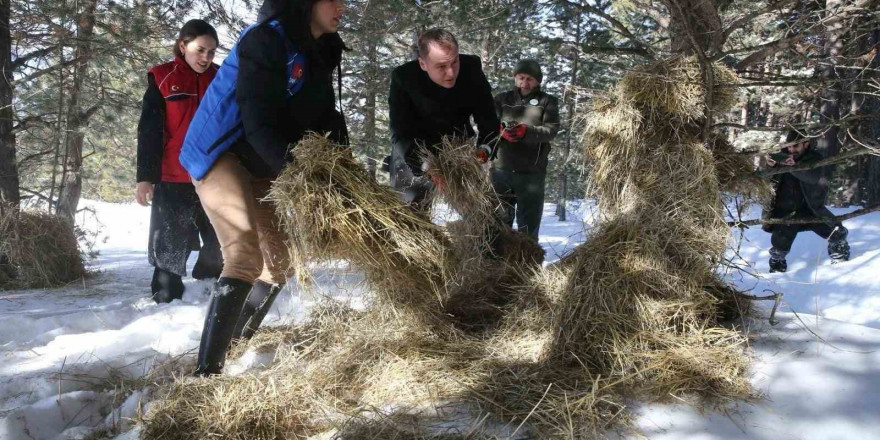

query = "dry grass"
[0,204,86,289]
[142,57,755,440]
[617,56,739,124]
[554,56,752,402]
[709,134,774,204]
[268,135,457,327]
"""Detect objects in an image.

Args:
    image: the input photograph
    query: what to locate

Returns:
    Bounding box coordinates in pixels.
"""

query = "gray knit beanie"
[513,59,542,83]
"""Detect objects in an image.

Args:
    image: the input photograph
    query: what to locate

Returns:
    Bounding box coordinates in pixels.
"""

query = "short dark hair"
[417,28,458,59]
[173,19,218,58]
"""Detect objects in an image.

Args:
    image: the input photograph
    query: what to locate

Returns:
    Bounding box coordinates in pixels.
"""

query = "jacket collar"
[173,56,196,74]
[512,86,542,102]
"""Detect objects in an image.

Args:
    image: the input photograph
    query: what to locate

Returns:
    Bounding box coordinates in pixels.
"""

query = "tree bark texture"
[56,0,98,222]
[0,0,20,206]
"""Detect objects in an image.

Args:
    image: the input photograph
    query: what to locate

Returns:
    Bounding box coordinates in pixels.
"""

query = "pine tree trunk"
[555,13,581,221]
[56,0,98,222]
[856,28,880,205]
[817,0,845,162]
[0,0,20,207]
[364,38,378,179]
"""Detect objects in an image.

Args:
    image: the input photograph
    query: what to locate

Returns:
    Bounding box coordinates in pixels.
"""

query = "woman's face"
[179,35,217,73]
[310,0,345,39]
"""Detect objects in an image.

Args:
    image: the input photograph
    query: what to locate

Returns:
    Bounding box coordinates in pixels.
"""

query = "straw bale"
[0,205,86,289]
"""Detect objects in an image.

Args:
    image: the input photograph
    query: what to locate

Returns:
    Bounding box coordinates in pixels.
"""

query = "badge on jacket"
[287,56,306,96]
[529,98,539,105]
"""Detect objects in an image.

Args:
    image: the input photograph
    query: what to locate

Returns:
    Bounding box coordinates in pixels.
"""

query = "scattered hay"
[141,374,324,440]
[268,134,456,327]
[0,205,86,289]
[144,57,754,439]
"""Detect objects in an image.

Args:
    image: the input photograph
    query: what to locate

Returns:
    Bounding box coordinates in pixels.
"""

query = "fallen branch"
[729,203,880,227]
[757,147,877,178]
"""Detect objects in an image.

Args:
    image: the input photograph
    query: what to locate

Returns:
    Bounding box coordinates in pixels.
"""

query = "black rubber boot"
[151,268,185,303]
[232,280,284,341]
[770,248,788,273]
[828,227,850,263]
[194,277,252,377]
[769,247,788,273]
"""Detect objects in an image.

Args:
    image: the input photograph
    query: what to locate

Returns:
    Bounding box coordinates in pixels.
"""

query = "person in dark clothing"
[136,19,223,304]
[189,0,348,376]
[492,59,560,240]
[388,28,500,210]
[762,130,851,273]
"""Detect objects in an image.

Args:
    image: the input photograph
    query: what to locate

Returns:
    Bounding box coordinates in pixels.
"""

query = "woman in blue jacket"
[192,0,348,376]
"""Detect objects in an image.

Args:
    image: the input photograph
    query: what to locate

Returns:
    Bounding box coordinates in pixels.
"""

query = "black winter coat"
[231,11,347,178]
[762,147,836,230]
[389,55,499,175]
[493,88,560,174]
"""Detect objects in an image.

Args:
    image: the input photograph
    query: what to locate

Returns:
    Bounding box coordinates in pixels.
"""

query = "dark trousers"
[391,162,433,212]
[148,182,222,279]
[491,168,546,239]
[770,221,846,253]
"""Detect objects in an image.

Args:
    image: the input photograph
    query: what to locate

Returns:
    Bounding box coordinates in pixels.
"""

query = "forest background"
[1,0,878,224]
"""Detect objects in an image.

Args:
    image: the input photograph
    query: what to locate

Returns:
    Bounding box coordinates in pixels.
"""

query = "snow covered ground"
[1,199,878,439]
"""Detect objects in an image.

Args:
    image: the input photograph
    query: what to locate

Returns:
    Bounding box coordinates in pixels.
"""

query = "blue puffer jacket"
[179,19,306,180]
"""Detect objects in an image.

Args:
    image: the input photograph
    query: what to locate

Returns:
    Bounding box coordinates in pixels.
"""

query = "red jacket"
[137,57,218,183]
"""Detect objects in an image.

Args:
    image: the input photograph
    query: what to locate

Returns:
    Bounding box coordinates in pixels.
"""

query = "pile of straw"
[616,56,739,124]
[142,57,755,439]
[554,56,752,399]
[0,205,86,289]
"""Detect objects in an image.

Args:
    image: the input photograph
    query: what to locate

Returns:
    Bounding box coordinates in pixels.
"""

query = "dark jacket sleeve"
[136,73,164,183]
[470,59,500,151]
[790,167,824,185]
[523,95,561,144]
[236,26,290,174]
[389,68,418,169]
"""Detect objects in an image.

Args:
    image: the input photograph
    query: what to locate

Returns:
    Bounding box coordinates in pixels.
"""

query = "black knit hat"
[514,59,542,83]
[785,129,806,144]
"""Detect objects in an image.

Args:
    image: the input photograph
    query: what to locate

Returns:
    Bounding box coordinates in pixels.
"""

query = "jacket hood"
[256,0,346,71]
[257,0,291,23]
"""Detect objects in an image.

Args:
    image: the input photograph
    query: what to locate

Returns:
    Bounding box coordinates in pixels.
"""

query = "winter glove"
[501,123,527,142]
[476,145,491,163]
[430,173,446,193]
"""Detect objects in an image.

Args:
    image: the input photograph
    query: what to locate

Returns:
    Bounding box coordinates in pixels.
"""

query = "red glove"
[501,123,526,142]
[476,146,490,163]
[430,173,446,193]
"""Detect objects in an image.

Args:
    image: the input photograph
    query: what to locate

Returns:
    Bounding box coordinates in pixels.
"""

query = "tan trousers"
[193,153,289,284]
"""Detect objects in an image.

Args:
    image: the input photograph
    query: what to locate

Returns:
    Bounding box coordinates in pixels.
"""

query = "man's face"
[787,140,809,159]
[515,73,538,96]
[419,43,460,89]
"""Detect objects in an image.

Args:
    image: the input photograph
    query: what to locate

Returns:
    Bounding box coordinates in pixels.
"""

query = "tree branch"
[12,56,84,86]
[734,34,805,71]
[757,147,877,178]
[556,0,656,59]
[721,0,799,45]
[12,44,61,70]
[729,203,880,227]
